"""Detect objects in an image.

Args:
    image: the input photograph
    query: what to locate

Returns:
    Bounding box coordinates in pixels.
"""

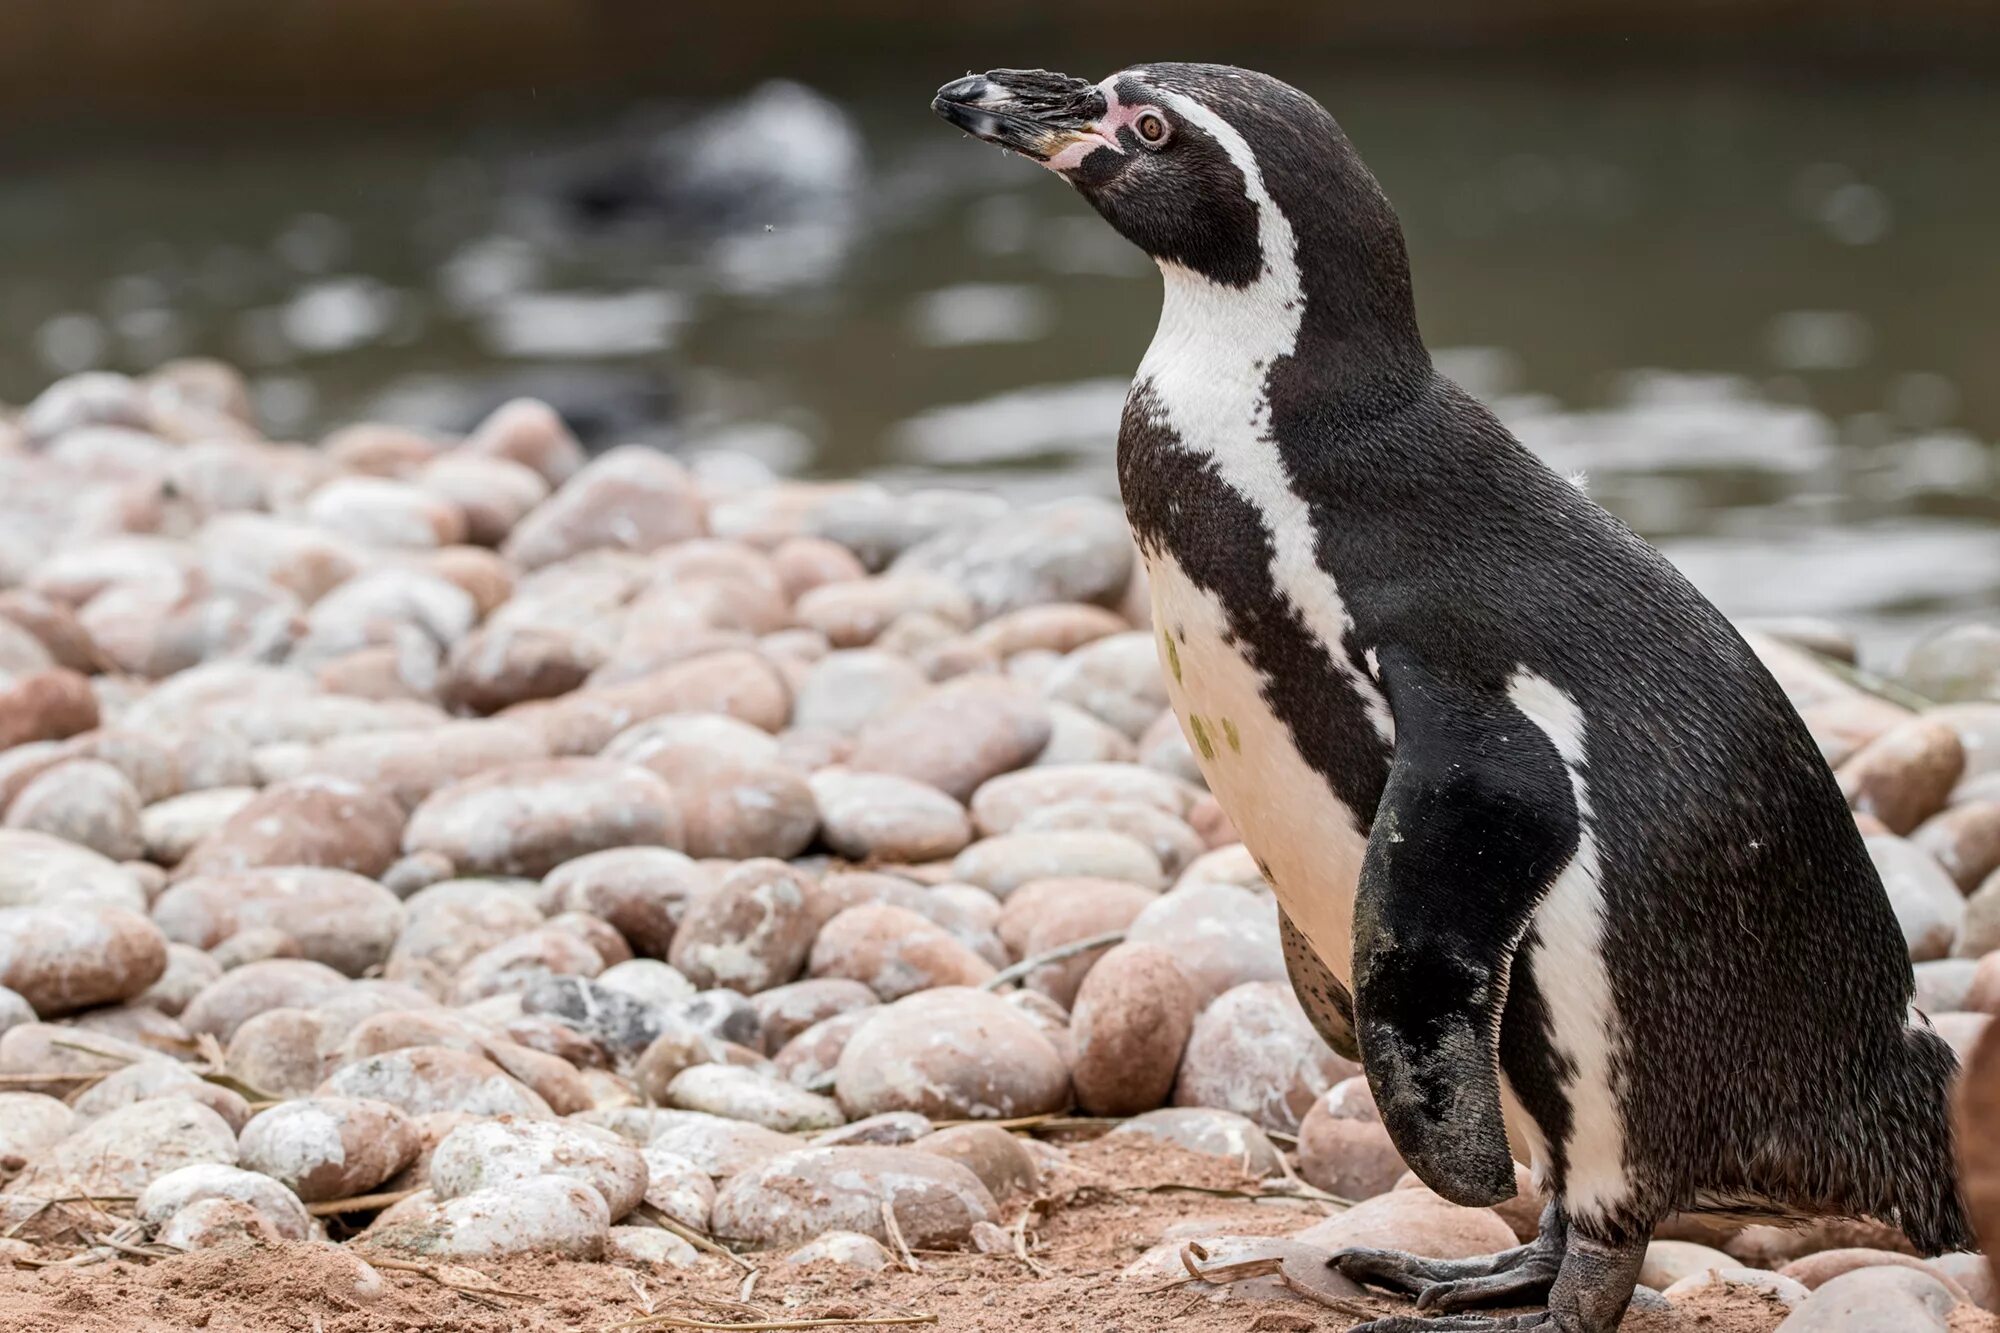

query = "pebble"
[1107,1107,1285,1176]
[236,1096,420,1201]
[834,986,1069,1120]
[546,847,709,960]
[4,758,144,860]
[1914,800,2000,895]
[1297,1076,1409,1200]
[665,1063,845,1132]
[135,1162,313,1240]
[452,925,606,1004]
[1838,718,1965,835]
[1294,1185,1519,1258]
[813,1111,934,1148]
[711,1145,997,1249]
[597,957,698,1009]
[460,398,586,486]
[7,1096,237,1199]
[1038,634,1170,739]
[773,1007,878,1090]
[1865,835,1967,960]
[1901,623,2000,705]
[914,1124,1038,1201]
[970,761,1192,835]
[140,788,258,866]
[0,904,166,1015]
[176,775,406,878]
[791,649,930,736]
[318,1045,553,1118]
[596,1107,797,1178]
[1772,1265,1959,1330]
[367,1175,610,1259]
[810,768,975,862]
[153,867,406,976]
[951,829,1164,897]
[1068,941,1197,1116]
[1640,1239,1737,1290]
[794,574,972,648]
[810,903,998,998]
[611,721,817,860]
[1664,1267,1811,1308]
[1010,881,1161,1007]
[607,1225,700,1268]
[0,829,146,912]
[640,1145,716,1231]
[1175,980,1356,1134]
[1778,1248,1973,1301]
[786,1230,894,1269]
[669,857,819,994]
[0,669,100,750]
[1014,799,1205,879]
[889,497,1133,620]
[0,1092,74,1169]
[429,1115,648,1219]
[270,719,549,811]
[402,758,685,877]
[846,677,1052,800]
[751,977,881,1054]
[182,958,350,1042]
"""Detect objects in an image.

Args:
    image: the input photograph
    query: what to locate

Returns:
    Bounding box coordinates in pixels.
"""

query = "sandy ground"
[12,1136,1981,1333]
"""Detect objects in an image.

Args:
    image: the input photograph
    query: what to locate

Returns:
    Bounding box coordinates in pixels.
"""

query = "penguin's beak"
[932,69,1118,172]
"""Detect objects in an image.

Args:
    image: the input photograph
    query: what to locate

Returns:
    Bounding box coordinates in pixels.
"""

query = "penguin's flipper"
[1353,648,1582,1209]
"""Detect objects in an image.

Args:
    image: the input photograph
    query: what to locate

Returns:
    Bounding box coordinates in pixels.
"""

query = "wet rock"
[0,904,166,1016]
[809,903,997,998]
[1175,981,1355,1135]
[318,1046,553,1118]
[136,1162,312,1241]
[430,1115,648,1219]
[669,858,818,994]
[834,986,1068,1120]
[504,446,705,569]
[366,1175,609,1259]
[405,759,684,878]
[1865,835,1966,961]
[665,1064,845,1132]
[4,759,144,861]
[1298,1077,1408,1201]
[236,1096,420,1202]
[7,1096,237,1199]
[711,1145,997,1249]
[177,775,405,878]
[153,867,405,976]
[1069,942,1198,1117]
[1838,719,1965,835]
[810,768,973,862]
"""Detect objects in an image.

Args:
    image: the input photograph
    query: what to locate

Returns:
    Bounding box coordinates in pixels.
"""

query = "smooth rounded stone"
[3,758,143,861]
[775,1008,878,1090]
[668,858,818,994]
[1039,633,1170,740]
[152,867,406,977]
[1932,1010,1991,1060]
[800,487,1005,571]
[1779,1249,1973,1302]
[1640,1239,1738,1290]
[0,904,166,1016]
[791,650,930,736]
[518,649,792,756]
[888,497,1132,621]
[384,890,544,997]
[1013,799,1205,881]
[598,958,699,1011]
[521,976,670,1057]
[6,1095,237,1199]
[1838,719,1966,836]
[502,446,705,570]
[68,1058,249,1131]
[1931,1252,1994,1310]
[712,1144,997,1249]
[1108,1107,1283,1174]
[1902,624,2000,705]
[208,926,304,970]
[665,1064,845,1132]
[1011,882,1162,1008]
[809,903,997,999]
[1772,1265,1958,1330]
[634,1025,760,1103]
[785,1230,893,1269]
[572,1107,794,1179]
[1120,1233,1369,1306]
[0,615,54,673]
[381,850,455,898]
[0,1022,169,1098]
[812,1111,934,1148]
[1176,980,1355,1135]
[0,984,32,1037]
[1293,1185,1519,1258]
[218,1008,330,1099]
[751,979,880,1055]
[1138,708,1207,786]
[0,1092,74,1169]
[810,769,973,862]
[991,876,1147,961]
[614,736,817,861]
[667,986,761,1048]
[1966,875,2000,962]
[923,883,1007,961]
[416,453,549,546]
[442,622,604,715]
[607,1224,700,1268]
[0,669,100,751]
[951,830,1163,899]
[141,788,258,866]
[970,762,1193,836]
[833,986,1068,1121]
[1914,800,2000,896]
[771,535,867,599]
[845,678,1053,803]
[914,1124,1037,1202]
[1033,701,1138,767]
[793,575,972,650]
[1866,835,1967,960]
[430,1115,647,1219]
[403,759,684,878]
[548,909,635,968]
[971,603,1129,660]
[451,925,606,1004]
[136,1162,312,1240]
[1664,1267,1811,1309]
[368,1175,610,1259]
[176,776,405,879]
[638,1144,717,1231]
[0,828,144,913]
[0,588,107,674]
[460,398,586,485]
[305,476,465,548]
[1065,934,1199,1113]
[1297,1077,1408,1201]
[155,1196,280,1250]
[1124,880,1286,1008]
[1178,842,1266,890]
[237,1096,419,1202]
[272,720,550,812]
[319,1045,553,1118]
[181,958,349,1043]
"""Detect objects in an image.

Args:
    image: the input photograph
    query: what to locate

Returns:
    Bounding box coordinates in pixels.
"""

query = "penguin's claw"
[1345,1314,1553,1332]
[1415,1257,1562,1313]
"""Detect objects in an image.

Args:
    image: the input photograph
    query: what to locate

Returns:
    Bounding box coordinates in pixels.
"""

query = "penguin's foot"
[1335,1225,1643,1333]
[1331,1208,1564,1308]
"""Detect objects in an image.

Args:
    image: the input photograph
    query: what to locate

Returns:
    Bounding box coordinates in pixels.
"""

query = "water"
[1,64,1995,661]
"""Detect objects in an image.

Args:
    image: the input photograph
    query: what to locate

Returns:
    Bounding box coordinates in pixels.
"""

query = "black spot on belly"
[1118,380,1391,821]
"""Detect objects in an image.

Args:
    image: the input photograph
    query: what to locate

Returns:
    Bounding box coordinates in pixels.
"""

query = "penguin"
[933,64,1972,1333]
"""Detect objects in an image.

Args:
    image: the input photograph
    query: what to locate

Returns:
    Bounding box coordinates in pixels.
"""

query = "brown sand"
[1,1137,1990,1333]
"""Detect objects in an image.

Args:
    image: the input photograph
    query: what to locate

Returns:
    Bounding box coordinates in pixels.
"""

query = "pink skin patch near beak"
[1040,77,1149,173]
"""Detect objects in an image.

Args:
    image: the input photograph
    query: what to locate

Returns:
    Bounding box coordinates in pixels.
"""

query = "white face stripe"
[1133,86,1395,746]
[1507,669,1629,1222]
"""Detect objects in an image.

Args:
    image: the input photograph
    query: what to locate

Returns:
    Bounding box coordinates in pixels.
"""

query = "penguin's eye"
[1134,111,1170,147]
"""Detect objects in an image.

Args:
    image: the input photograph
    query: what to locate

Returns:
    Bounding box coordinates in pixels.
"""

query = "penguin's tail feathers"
[1880,1022,1976,1256]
